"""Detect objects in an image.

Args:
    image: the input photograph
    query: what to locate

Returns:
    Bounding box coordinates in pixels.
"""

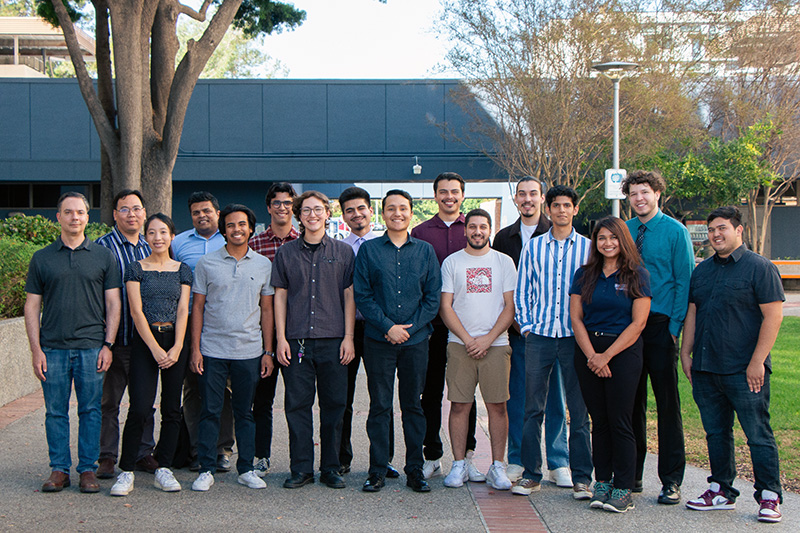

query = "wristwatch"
[103,341,114,350]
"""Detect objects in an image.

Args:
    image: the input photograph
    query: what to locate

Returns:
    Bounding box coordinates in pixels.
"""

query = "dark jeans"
[119,328,189,472]
[282,338,348,474]
[197,355,260,475]
[632,314,685,486]
[574,334,642,489]
[521,334,592,484]
[253,369,278,460]
[340,321,395,467]
[692,369,782,503]
[100,345,155,462]
[421,322,477,461]
[183,319,235,458]
[363,337,428,476]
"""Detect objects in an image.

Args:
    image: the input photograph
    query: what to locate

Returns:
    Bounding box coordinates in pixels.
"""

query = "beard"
[469,238,489,250]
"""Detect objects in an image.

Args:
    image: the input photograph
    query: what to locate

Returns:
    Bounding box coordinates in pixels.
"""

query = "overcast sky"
[260,0,454,78]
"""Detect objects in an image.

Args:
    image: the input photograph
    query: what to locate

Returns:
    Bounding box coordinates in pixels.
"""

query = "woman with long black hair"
[570,216,651,513]
[111,213,192,496]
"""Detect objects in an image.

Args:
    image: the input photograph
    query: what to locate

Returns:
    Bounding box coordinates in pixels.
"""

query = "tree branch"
[178,0,212,21]
[49,0,119,162]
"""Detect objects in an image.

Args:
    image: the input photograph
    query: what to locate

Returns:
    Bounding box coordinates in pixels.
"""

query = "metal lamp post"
[592,61,639,217]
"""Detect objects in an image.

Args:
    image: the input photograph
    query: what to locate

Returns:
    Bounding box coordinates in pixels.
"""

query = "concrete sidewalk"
[0,371,797,531]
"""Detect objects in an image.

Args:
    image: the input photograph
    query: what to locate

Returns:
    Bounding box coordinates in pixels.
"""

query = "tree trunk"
[93,0,116,224]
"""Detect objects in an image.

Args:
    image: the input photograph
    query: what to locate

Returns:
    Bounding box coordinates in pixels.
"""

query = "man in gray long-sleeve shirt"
[354,189,441,494]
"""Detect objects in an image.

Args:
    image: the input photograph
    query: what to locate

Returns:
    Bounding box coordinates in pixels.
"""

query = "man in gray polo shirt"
[24,192,122,493]
[189,204,275,492]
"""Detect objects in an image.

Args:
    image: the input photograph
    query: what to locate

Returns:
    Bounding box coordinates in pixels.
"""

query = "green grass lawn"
[646,316,800,492]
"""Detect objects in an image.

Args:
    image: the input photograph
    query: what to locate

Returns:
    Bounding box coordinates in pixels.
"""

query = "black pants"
[253,368,279,460]
[575,334,642,490]
[282,338,348,475]
[119,328,188,472]
[421,322,477,460]
[339,321,395,467]
[632,314,686,486]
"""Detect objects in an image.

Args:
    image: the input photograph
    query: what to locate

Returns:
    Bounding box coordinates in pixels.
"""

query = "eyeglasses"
[117,206,144,215]
[270,200,293,209]
[300,206,326,216]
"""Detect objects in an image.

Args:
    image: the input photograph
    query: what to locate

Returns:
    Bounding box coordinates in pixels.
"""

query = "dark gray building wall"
[769,206,800,259]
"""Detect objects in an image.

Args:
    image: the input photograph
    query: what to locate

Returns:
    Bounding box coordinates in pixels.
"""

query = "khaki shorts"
[446,342,511,404]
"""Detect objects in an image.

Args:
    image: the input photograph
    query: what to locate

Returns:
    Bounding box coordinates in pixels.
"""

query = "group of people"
[24,170,785,523]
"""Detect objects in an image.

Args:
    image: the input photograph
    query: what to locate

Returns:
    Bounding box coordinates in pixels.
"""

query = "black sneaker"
[603,488,635,513]
[339,464,351,475]
[632,479,643,493]
[319,470,346,489]
[362,473,386,493]
[658,483,681,505]
[406,468,431,492]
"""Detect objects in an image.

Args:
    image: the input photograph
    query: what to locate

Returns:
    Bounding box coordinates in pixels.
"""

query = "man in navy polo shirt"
[680,206,784,523]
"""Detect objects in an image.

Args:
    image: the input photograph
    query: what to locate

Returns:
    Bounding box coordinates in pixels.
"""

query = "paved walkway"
[1,371,798,532]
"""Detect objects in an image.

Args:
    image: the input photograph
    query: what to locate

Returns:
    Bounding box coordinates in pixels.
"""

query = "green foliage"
[0,214,60,247]
[34,0,84,26]
[86,221,112,240]
[0,237,39,319]
[0,0,37,16]
[229,0,307,37]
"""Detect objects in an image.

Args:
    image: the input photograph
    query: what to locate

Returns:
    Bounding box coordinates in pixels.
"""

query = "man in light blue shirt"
[623,170,694,505]
[172,191,231,473]
[512,185,593,499]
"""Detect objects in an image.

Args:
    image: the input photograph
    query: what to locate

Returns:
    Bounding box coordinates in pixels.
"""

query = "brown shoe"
[42,471,70,492]
[96,458,115,479]
[79,471,100,493]
[135,454,159,474]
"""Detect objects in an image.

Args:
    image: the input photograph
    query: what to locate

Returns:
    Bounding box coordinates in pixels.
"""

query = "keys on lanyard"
[297,339,305,364]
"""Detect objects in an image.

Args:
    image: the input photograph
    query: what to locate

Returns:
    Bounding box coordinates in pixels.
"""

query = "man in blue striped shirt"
[512,185,593,498]
[96,190,154,479]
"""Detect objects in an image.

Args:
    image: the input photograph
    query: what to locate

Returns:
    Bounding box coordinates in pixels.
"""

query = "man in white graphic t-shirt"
[439,209,517,491]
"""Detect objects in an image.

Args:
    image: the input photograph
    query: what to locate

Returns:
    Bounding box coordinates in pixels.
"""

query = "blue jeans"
[521,334,592,484]
[692,369,782,503]
[198,356,261,475]
[507,333,569,468]
[40,347,105,474]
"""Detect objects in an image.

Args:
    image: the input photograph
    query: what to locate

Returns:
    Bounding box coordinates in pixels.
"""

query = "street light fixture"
[592,61,639,217]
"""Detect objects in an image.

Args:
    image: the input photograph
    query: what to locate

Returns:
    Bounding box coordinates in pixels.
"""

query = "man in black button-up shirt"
[272,191,355,490]
[680,206,784,523]
[354,189,441,493]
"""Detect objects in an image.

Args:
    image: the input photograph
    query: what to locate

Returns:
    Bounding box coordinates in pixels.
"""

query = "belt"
[589,331,618,338]
[151,324,175,333]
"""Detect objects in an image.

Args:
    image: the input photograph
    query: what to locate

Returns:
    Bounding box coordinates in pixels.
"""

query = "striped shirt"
[514,228,590,338]
[96,226,152,346]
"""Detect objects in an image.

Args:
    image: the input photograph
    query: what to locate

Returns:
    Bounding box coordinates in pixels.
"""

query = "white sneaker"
[506,464,524,482]
[192,472,214,492]
[238,470,267,489]
[549,466,573,488]
[154,467,181,492]
[486,463,512,490]
[110,471,134,496]
[422,459,441,480]
[444,461,468,488]
[254,457,270,478]
[465,451,486,482]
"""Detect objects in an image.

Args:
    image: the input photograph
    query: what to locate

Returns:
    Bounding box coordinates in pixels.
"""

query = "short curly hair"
[621,170,666,196]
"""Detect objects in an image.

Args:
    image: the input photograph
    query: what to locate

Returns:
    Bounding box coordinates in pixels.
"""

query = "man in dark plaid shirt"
[248,182,299,477]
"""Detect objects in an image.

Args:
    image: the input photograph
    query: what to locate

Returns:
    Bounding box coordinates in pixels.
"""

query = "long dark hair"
[579,216,646,304]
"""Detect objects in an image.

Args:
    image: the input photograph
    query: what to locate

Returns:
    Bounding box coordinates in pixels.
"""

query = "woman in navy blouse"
[570,216,651,513]
[111,214,192,496]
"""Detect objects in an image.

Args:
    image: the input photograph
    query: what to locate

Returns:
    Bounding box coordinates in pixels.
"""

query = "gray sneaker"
[590,481,612,509]
[603,488,635,513]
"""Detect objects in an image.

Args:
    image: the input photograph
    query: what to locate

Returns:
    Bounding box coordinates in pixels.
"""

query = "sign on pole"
[605,168,627,200]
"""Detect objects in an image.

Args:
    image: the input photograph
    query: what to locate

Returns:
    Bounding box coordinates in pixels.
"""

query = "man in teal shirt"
[623,170,694,505]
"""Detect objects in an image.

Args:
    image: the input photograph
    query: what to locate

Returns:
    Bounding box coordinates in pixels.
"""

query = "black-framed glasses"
[270,200,293,209]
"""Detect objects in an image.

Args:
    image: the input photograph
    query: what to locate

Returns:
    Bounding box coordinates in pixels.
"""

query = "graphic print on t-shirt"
[466,267,492,293]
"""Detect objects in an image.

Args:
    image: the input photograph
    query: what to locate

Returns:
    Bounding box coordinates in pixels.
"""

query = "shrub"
[0,237,40,319]
[0,214,60,246]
